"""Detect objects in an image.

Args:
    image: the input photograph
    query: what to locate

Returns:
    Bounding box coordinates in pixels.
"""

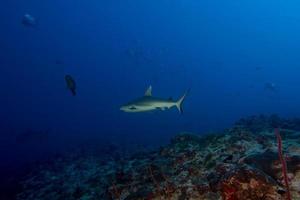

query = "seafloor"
[17,115,300,200]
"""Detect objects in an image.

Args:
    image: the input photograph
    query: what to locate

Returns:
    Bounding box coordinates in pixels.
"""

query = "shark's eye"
[129,106,137,110]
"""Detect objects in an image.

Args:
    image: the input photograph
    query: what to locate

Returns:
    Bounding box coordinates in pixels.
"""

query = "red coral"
[222,183,237,200]
[146,192,154,200]
[109,182,120,200]
[275,128,291,200]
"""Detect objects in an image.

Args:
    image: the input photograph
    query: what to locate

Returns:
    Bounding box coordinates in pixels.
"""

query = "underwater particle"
[264,82,277,92]
[120,85,189,114]
[65,75,76,96]
[22,14,37,27]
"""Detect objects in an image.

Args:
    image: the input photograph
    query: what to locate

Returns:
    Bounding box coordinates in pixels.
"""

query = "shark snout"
[120,105,130,112]
[120,107,125,111]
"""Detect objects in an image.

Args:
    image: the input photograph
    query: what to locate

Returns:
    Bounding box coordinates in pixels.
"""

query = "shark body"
[120,86,188,113]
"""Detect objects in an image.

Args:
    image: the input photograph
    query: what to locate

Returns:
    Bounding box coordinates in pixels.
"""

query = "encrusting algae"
[17,115,300,200]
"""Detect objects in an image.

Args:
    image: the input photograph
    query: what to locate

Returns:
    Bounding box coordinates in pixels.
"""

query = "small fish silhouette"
[65,75,76,96]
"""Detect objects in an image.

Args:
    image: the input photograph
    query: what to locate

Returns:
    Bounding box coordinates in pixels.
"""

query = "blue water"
[1,0,300,198]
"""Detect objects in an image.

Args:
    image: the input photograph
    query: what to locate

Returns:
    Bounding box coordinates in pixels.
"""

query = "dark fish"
[65,75,76,96]
[22,14,37,27]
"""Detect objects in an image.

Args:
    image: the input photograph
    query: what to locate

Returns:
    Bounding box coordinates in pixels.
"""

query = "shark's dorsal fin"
[144,85,152,96]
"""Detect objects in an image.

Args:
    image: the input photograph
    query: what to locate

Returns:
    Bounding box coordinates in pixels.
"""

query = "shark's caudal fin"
[176,89,190,114]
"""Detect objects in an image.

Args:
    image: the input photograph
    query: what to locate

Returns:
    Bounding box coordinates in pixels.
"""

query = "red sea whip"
[275,128,291,200]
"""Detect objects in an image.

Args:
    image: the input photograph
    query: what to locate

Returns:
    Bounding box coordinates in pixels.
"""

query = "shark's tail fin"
[176,89,190,114]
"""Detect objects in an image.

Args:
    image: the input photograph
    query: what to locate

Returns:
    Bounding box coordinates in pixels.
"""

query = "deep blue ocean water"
[1,0,300,198]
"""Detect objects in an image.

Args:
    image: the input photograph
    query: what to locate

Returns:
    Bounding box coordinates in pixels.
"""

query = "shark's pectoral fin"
[144,85,152,96]
[156,107,166,111]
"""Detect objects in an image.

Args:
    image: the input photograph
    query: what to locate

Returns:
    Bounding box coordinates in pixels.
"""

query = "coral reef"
[17,115,300,200]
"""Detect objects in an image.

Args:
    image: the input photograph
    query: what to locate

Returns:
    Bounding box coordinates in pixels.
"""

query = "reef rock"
[17,115,300,200]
